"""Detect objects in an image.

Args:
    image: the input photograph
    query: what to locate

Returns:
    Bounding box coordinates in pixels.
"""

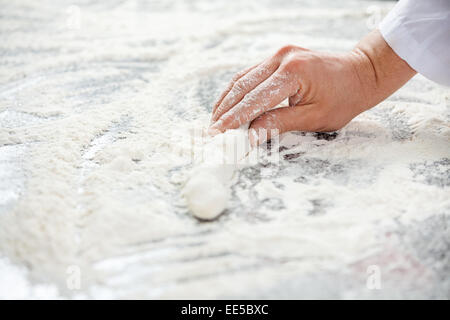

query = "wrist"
[348,30,416,112]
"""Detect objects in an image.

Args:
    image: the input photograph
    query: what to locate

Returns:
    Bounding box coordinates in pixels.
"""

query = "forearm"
[349,29,417,113]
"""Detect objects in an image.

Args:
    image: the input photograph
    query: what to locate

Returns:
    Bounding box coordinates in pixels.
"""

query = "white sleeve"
[379,0,450,86]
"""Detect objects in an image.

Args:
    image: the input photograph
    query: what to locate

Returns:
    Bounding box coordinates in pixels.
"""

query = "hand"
[209,30,416,146]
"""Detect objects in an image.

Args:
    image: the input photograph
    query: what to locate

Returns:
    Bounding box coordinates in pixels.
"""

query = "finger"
[248,104,318,146]
[210,70,298,134]
[211,59,280,123]
[288,88,302,107]
[211,64,258,122]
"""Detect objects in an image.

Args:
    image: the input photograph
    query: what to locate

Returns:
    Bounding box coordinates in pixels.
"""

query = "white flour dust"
[0,0,449,299]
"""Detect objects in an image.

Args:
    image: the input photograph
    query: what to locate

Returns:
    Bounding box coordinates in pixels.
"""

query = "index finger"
[210,64,258,121]
[209,70,298,133]
[211,59,280,123]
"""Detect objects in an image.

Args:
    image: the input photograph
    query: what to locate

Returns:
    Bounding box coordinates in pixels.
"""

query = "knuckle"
[275,45,311,61]
[276,44,297,56]
[233,79,246,91]
[215,104,224,115]
[232,70,244,81]
[281,58,300,73]
[231,77,238,84]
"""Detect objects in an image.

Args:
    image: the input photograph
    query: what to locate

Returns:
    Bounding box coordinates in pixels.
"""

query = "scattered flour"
[0,0,448,299]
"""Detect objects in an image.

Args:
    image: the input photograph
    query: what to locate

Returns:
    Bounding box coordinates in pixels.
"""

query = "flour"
[0,0,449,299]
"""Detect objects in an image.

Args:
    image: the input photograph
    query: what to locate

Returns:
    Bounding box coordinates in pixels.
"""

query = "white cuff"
[379,0,450,86]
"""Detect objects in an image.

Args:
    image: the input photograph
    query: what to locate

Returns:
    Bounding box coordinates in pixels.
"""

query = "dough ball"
[183,171,229,220]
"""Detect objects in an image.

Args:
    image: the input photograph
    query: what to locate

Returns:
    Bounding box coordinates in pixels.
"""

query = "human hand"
[209,30,416,146]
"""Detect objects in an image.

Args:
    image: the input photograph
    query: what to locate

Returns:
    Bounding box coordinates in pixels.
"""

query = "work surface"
[0,0,449,299]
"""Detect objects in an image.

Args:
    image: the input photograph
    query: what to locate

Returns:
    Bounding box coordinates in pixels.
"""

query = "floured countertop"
[0,0,449,299]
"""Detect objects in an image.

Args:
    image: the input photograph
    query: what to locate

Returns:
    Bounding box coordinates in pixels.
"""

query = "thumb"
[248,104,321,146]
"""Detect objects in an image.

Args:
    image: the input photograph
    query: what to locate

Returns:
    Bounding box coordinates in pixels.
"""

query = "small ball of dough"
[183,171,229,220]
